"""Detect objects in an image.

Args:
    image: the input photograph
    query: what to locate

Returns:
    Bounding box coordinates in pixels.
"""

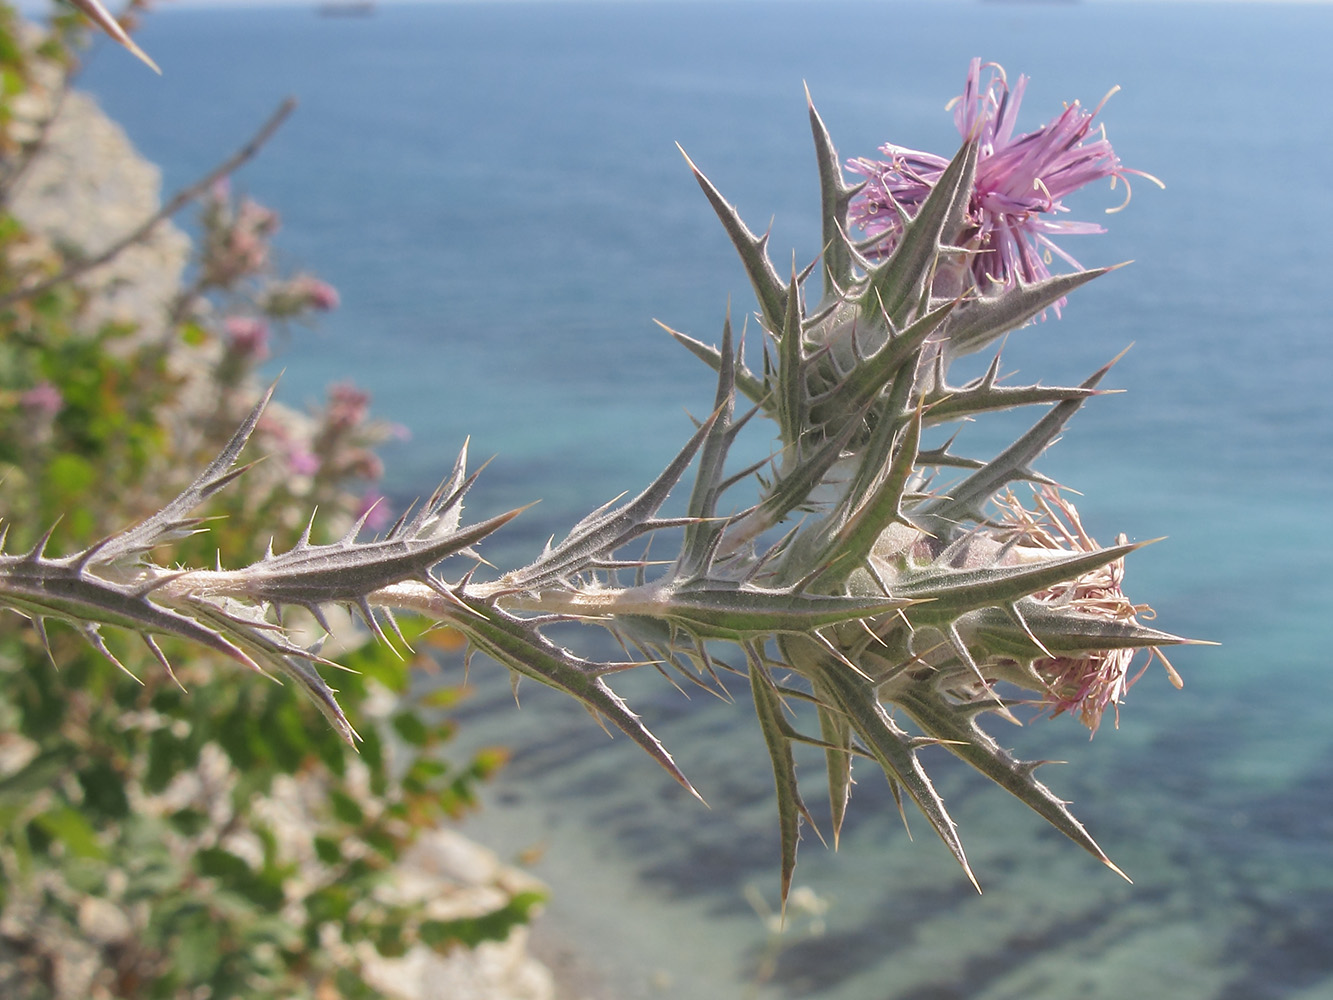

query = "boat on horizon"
[316,1,375,17]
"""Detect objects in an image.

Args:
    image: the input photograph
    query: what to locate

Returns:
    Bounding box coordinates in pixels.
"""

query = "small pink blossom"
[287,448,320,476]
[199,187,281,290]
[20,381,63,418]
[325,383,371,432]
[262,274,341,318]
[299,277,340,311]
[223,315,270,360]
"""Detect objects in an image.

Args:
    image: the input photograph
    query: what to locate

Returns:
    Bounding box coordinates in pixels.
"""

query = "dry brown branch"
[0,96,297,310]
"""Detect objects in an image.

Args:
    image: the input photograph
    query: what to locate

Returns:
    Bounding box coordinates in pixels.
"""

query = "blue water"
[78,2,1333,997]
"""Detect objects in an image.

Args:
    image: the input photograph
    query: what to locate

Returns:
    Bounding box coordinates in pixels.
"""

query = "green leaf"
[363,827,399,859]
[168,807,208,837]
[391,710,430,747]
[0,747,75,799]
[173,907,224,981]
[145,728,197,794]
[45,451,96,496]
[329,789,364,826]
[196,846,250,882]
[33,805,106,859]
[372,916,410,958]
[314,835,342,865]
[418,685,467,710]
[77,758,130,818]
[419,890,546,951]
[306,884,353,925]
[195,847,285,909]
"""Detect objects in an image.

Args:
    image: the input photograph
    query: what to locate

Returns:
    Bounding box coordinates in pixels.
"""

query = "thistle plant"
[2,60,1198,904]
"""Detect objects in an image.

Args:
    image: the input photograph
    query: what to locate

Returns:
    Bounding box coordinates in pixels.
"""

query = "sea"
[77,2,1333,998]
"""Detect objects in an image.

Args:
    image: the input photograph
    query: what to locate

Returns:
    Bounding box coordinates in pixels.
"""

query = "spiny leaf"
[650,581,916,643]
[749,653,811,908]
[228,503,526,609]
[915,353,1122,533]
[964,601,1200,660]
[893,685,1128,880]
[659,321,769,411]
[508,408,721,591]
[814,694,854,848]
[66,0,161,73]
[791,638,979,890]
[809,406,923,592]
[0,555,263,679]
[91,384,276,565]
[678,314,740,578]
[806,86,863,302]
[679,144,789,336]
[838,298,956,415]
[922,380,1106,427]
[776,273,805,447]
[859,139,977,328]
[750,409,864,540]
[183,598,358,745]
[446,595,702,801]
[943,266,1116,361]
[896,538,1153,624]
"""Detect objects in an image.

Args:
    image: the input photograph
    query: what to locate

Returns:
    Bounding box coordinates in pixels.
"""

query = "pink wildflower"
[847,59,1160,305]
[299,277,340,311]
[287,448,320,476]
[325,383,370,432]
[199,188,281,290]
[223,315,270,360]
[20,381,63,418]
[262,274,340,318]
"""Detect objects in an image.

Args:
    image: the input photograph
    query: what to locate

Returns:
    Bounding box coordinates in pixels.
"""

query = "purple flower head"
[848,59,1160,311]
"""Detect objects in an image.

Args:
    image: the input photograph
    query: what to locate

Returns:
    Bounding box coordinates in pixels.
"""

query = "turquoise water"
[81,2,1333,997]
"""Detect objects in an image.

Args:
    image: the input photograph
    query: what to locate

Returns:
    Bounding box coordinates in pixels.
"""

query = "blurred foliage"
[0,6,533,998]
